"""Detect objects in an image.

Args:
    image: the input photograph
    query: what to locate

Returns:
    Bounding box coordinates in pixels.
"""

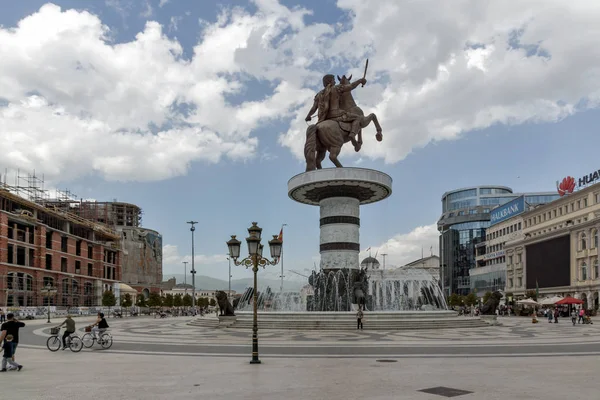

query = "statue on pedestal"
[303,60,383,171]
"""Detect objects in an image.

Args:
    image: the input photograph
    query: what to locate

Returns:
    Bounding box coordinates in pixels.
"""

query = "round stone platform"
[288,168,392,272]
[288,168,392,206]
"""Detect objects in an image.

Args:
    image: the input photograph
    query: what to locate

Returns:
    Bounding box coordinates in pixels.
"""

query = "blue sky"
[1,1,599,283]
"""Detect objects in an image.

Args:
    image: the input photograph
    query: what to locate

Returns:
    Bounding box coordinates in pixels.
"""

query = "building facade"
[504,182,600,310]
[0,189,122,308]
[45,200,163,295]
[438,186,559,296]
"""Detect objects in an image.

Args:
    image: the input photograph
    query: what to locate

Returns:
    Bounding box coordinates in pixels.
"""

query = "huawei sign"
[556,176,576,197]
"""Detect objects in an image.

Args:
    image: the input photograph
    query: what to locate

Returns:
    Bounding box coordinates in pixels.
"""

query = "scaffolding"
[1,169,121,241]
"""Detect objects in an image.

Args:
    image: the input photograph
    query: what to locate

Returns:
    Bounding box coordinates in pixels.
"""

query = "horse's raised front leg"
[365,113,383,142]
[328,146,343,168]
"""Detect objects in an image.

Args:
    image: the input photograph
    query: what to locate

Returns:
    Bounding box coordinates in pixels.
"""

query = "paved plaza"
[4,315,600,399]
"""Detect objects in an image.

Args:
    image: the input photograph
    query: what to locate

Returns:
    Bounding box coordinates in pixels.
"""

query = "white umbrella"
[517,298,540,306]
[539,296,563,305]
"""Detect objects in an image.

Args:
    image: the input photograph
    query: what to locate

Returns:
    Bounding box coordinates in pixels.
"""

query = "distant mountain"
[163,274,305,293]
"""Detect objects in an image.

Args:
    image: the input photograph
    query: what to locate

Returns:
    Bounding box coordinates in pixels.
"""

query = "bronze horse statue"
[304,75,383,171]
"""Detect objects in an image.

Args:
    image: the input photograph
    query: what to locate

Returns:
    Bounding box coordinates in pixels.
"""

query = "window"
[596,192,600,204]
[518,222,521,230]
[76,240,82,256]
[43,277,54,288]
[75,260,81,274]
[584,198,588,207]
[458,211,465,216]
[559,208,563,216]
[517,254,522,263]
[508,255,513,265]
[483,208,490,213]
[594,259,599,280]
[45,254,52,270]
[517,277,522,287]
[61,236,68,252]
[88,245,93,259]
[593,229,598,249]
[580,232,587,251]
[46,231,53,249]
[581,262,588,281]
[61,257,67,273]
[88,263,93,276]
[469,210,477,215]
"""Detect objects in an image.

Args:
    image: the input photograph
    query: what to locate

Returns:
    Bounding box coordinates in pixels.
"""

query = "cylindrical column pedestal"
[319,197,360,272]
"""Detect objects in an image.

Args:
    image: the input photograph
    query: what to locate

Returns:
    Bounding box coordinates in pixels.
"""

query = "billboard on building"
[526,235,571,289]
[490,196,525,226]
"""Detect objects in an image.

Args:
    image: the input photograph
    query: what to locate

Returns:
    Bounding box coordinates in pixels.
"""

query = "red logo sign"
[557,176,576,196]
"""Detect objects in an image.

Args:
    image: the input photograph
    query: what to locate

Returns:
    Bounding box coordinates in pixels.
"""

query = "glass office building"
[438,186,559,296]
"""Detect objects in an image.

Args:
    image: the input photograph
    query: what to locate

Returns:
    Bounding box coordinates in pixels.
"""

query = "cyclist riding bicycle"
[88,312,109,341]
[56,315,76,350]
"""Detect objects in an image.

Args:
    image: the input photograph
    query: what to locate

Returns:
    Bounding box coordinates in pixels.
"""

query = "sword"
[361,59,369,87]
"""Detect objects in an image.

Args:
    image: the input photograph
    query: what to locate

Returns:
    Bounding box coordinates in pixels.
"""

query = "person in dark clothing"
[89,312,109,340]
[1,335,22,372]
[57,315,76,350]
[356,307,364,330]
[0,313,25,362]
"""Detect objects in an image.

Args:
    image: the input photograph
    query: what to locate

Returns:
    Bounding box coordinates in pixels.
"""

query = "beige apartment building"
[505,182,600,310]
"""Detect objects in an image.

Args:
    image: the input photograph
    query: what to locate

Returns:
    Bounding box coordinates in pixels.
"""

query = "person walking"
[553,307,559,323]
[356,307,364,330]
[0,309,5,323]
[571,308,577,325]
[0,313,25,363]
[1,335,22,372]
[578,307,585,324]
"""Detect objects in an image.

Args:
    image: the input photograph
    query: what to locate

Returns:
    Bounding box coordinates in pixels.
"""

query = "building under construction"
[0,171,162,306]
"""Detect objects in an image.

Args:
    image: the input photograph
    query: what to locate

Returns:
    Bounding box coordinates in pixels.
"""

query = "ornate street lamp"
[41,284,57,323]
[226,222,282,364]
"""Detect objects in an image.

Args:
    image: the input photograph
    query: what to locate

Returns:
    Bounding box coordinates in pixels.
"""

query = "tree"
[447,293,462,308]
[121,293,133,316]
[182,294,193,307]
[173,294,183,307]
[102,290,116,307]
[198,297,209,308]
[137,295,147,308]
[464,292,478,307]
[209,298,216,307]
[147,292,163,308]
[525,289,538,301]
[121,293,132,308]
[163,294,174,308]
[483,291,493,305]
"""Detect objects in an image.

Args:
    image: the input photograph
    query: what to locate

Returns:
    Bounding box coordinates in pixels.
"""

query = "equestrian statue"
[304,60,383,171]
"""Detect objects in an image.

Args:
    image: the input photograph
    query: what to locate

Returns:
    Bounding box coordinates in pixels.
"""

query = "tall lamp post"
[41,284,57,323]
[187,221,198,309]
[227,255,232,303]
[226,222,282,364]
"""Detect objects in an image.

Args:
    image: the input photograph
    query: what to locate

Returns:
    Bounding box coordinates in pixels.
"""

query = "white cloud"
[2,1,600,181]
[169,16,182,32]
[362,223,440,269]
[159,0,170,7]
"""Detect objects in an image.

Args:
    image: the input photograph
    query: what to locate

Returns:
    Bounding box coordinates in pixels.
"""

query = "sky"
[1,0,600,285]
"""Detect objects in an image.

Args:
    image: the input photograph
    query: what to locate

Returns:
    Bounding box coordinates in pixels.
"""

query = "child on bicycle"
[1,335,22,372]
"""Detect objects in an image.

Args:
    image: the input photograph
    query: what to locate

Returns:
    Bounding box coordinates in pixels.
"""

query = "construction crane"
[289,269,310,278]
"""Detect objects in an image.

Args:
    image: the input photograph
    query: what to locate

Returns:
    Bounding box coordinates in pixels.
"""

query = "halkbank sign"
[490,196,525,226]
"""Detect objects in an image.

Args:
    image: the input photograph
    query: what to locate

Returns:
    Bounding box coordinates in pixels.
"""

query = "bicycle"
[46,327,83,352]
[81,327,113,349]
